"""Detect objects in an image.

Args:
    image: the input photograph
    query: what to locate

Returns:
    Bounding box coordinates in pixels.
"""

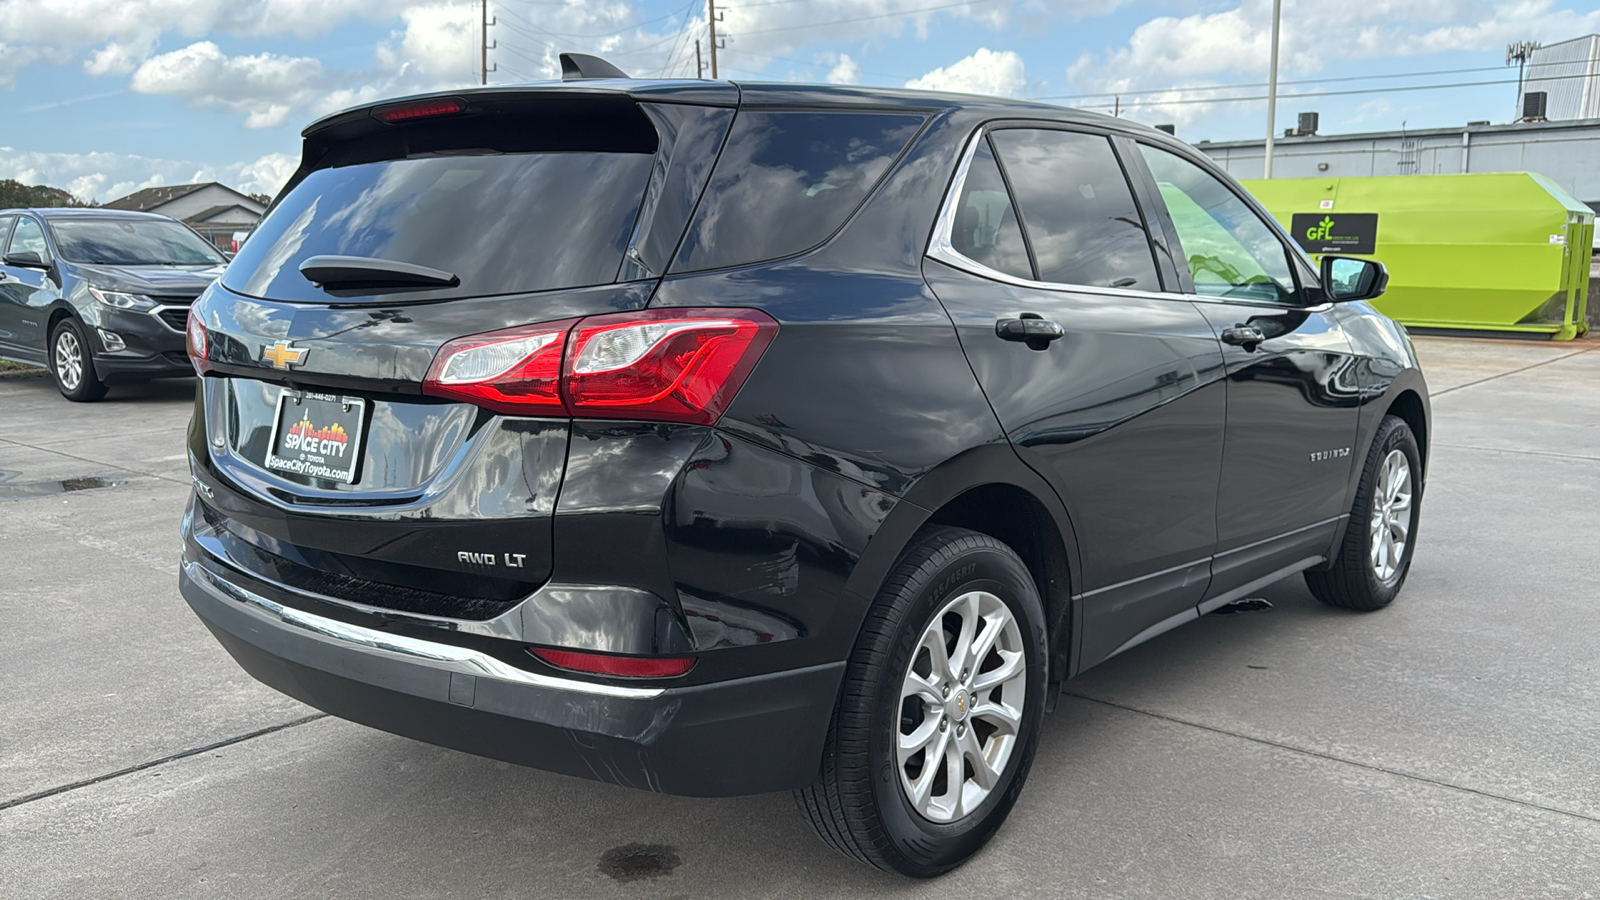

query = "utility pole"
[1507,41,1541,119]
[695,39,704,79]
[1263,0,1282,178]
[707,0,721,79]
[481,0,497,85]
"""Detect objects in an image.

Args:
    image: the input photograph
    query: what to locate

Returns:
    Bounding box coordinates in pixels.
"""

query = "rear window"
[672,110,926,272]
[223,152,654,302]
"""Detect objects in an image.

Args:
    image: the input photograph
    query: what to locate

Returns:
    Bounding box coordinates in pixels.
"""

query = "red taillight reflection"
[375,98,465,122]
[530,647,697,678]
[421,308,777,424]
[186,311,210,375]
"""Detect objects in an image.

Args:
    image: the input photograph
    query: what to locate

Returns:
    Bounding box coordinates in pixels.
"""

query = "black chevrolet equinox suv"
[180,56,1429,877]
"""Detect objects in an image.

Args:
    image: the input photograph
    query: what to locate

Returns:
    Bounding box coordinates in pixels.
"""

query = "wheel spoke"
[942,736,965,818]
[901,669,942,706]
[1389,515,1409,543]
[970,697,1022,735]
[920,627,954,686]
[898,717,941,764]
[946,592,980,678]
[970,648,1024,692]
[908,727,950,809]
[959,728,1000,790]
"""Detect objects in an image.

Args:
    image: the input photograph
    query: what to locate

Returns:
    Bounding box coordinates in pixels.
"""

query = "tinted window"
[224,152,654,302]
[9,218,49,262]
[0,217,14,253]
[989,129,1159,290]
[949,136,1032,280]
[674,110,925,272]
[1137,143,1296,303]
[52,218,224,265]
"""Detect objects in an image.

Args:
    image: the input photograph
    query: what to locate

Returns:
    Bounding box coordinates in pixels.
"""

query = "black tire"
[1305,414,1422,610]
[49,318,108,402]
[795,525,1049,877]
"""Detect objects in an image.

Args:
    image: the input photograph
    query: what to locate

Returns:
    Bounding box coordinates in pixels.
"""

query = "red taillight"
[186,310,210,374]
[421,320,578,414]
[564,308,777,425]
[375,98,464,122]
[422,308,776,423]
[530,647,697,678]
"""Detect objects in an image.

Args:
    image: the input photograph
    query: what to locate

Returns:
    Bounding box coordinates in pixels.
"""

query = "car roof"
[0,208,178,221]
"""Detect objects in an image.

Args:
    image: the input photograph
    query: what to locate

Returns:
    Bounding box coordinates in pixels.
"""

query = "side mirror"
[1320,256,1388,303]
[3,250,48,269]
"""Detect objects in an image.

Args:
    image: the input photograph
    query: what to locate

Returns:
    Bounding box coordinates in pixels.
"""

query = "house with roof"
[103,182,268,251]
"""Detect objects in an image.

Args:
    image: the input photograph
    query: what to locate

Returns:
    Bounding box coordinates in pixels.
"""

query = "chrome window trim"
[184,558,666,700]
[926,124,1330,313]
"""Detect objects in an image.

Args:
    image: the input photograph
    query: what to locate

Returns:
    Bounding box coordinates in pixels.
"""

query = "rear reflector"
[375,98,465,123]
[421,308,777,424]
[530,647,697,678]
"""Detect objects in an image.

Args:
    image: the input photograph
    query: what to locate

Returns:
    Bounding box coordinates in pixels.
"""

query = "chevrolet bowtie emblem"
[261,340,308,370]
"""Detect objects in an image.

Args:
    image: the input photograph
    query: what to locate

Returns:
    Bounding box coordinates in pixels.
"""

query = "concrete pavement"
[2,336,1597,898]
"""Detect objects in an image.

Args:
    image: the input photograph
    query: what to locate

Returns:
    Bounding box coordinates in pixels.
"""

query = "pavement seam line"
[1436,443,1600,463]
[1430,344,1597,397]
[0,713,328,812]
[0,435,188,486]
[1061,692,1600,825]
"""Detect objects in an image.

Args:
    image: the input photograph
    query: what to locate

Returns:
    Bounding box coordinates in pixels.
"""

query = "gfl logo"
[1305,216,1336,241]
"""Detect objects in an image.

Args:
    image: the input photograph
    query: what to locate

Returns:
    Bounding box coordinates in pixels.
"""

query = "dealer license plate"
[265,390,367,484]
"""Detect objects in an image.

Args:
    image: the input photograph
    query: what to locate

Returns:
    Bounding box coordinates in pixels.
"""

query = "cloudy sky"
[2,0,1598,203]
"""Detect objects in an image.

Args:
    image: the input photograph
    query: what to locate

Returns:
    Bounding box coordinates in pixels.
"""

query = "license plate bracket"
[265,389,367,484]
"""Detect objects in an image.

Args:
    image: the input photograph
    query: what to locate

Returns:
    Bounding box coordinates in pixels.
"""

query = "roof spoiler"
[560,53,629,81]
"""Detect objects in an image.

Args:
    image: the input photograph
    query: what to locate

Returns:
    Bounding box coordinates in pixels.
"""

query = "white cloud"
[827,54,860,85]
[0,148,299,203]
[130,42,325,129]
[1065,0,1600,127]
[906,48,1026,97]
[83,38,152,76]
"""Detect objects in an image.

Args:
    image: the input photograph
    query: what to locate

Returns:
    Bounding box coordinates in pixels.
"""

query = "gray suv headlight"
[87,286,158,311]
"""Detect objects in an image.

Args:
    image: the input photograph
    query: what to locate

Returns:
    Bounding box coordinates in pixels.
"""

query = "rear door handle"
[1220,325,1266,350]
[996,316,1065,351]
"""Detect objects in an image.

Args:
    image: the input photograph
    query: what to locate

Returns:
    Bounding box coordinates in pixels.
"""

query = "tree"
[0,179,90,209]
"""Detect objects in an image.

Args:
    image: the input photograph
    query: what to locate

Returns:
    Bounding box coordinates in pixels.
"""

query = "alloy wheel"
[896,590,1028,823]
[1368,448,1413,583]
[55,329,84,392]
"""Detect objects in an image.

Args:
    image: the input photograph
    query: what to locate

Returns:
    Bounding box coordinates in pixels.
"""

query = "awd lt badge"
[261,340,308,370]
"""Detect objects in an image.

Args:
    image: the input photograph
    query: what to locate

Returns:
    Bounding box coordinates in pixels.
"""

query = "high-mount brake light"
[185,310,210,374]
[530,647,697,678]
[422,320,578,414]
[422,308,777,424]
[375,98,465,123]
[564,308,778,425]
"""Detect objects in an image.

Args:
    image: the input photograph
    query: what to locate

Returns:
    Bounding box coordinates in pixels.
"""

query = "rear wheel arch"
[842,446,1080,686]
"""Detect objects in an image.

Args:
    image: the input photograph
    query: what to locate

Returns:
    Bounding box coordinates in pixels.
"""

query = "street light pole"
[1263,0,1282,178]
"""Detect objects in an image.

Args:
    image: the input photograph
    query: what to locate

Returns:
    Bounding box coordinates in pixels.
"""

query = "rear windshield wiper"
[298,255,459,290]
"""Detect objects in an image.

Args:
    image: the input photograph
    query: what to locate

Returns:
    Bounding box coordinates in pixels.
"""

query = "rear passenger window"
[948,137,1033,280]
[988,129,1159,290]
[673,110,926,272]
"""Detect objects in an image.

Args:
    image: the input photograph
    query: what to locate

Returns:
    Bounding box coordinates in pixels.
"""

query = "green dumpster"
[1242,173,1594,340]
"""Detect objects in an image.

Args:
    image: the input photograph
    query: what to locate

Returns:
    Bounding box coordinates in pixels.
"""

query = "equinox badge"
[261,340,308,370]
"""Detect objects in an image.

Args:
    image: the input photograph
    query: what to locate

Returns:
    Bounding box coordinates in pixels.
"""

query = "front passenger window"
[1137,144,1295,304]
[9,217,50,262]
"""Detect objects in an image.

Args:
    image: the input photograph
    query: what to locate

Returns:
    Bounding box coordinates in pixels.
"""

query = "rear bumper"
[180,558,843,796]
